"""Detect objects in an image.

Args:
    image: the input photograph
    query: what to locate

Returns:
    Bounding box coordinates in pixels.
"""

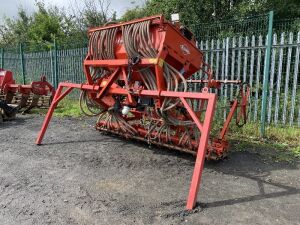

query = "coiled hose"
[86,20,197,143]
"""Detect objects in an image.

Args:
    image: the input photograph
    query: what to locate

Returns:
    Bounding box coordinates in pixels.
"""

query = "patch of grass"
[54,98,82,117]
[231,122,300,148]
[31,98,82,117]
[229,122,300,162]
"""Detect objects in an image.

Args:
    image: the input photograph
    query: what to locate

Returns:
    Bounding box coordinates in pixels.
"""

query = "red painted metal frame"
[35,82,217,210]
[0,70,55,97]
[34,15,249,211]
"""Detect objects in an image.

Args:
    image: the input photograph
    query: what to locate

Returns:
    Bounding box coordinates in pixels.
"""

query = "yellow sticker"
[148,58,164,67]
[158,58,164,68]
[149,58,158,64]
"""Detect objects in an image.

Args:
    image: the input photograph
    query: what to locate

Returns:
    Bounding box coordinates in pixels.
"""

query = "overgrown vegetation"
[230,123,300,162]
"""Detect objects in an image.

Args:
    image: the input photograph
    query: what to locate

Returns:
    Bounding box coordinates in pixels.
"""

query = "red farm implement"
[35,15,249,210]
[0,69,55,120]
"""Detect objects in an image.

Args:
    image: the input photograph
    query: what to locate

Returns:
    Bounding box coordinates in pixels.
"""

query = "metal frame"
[0,69,55,112]
[35,15,249,210]
[35,82,217,210]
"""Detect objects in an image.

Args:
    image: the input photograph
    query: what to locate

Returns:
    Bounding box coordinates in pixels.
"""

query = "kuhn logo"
[180,44,190,55]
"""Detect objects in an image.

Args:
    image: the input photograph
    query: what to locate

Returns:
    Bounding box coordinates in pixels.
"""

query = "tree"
[0,0,117,48]
[121,0,300,24]
[27,2,65,44]
[0,1,74,48]
[70,0,117,29]
[0,8,31,46]
[121,0,240,24]
[122,7,147,22]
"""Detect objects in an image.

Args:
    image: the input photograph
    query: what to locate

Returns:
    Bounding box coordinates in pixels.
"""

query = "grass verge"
[230,123,300,162]
[31,98,82,117]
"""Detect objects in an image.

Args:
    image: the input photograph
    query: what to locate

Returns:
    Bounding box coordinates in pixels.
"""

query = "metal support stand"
[35,82,217,210]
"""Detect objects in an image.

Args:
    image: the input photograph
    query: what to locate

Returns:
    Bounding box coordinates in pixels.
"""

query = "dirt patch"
[0,115,299,225]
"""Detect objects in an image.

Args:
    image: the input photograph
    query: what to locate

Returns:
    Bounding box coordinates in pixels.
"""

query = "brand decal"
[180,44,190,55]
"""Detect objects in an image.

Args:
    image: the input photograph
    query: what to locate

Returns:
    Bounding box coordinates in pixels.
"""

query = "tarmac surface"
[0,115,299,225]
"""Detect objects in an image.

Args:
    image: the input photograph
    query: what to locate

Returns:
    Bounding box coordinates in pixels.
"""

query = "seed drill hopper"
[0,69,55,120]
[35,15,249,209]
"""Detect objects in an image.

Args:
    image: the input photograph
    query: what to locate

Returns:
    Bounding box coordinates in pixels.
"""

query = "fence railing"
[0,43,88,99]
[192,31,300,128]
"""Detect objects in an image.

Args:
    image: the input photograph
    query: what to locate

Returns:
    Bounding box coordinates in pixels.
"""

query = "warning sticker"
[180,44,190,55]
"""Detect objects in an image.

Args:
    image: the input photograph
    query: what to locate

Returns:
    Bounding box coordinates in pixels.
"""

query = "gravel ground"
[0,114,299,225]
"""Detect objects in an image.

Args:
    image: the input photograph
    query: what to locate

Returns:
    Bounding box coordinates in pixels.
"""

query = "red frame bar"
[35,85,73,145]
[219,100,238,140]
[180,96,216,209]
[96,68,119,99]
[84,58,160,67]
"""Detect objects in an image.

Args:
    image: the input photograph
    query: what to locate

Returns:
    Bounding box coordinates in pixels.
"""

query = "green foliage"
[121,0,300,27]
[80,0,115,28]
[0,8,30,45]
[268,0,300,20]
[31,98,82,117]
[0,0,116,49]
[230,122,300,161]
[231,138,300,162]
[0,2,75,49]
[122,7,147,22]
[27,2,65,45]
[54,98,82,117]
[1,0,299,49]
[122,0,216,24]
[121,0,300,42]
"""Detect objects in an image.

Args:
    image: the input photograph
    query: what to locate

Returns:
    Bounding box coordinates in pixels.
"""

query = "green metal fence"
[190,12,300,134]
[0,42,88,88]
[0,12,299,135]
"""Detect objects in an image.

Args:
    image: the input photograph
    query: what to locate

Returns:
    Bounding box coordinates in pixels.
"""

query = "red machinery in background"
[35,15,249,210]
[0,69,55,116]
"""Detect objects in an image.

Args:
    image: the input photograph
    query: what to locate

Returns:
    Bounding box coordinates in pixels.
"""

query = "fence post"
[1,48,4,68]
[19,43,26,84]
[260,11,274,137]
[53,39,58,88]
[51,44,54,86]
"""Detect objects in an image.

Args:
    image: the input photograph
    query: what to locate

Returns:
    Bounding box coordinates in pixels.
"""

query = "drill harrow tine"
[0,70,55,115]
[22,94,40,113]
[5,92,14,104]
[18,94,30,110]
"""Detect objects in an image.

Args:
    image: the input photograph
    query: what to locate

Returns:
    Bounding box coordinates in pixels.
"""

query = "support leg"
[219,100,238,140]
[35,85,73,145]
[182,95,216,210]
